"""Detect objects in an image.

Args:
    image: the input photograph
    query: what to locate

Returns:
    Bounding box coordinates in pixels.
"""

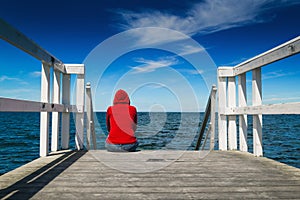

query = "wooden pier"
[1,150,300,199]
[1,17,300,200]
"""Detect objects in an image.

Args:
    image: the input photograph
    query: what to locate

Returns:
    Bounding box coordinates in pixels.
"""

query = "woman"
[105,89,138,152]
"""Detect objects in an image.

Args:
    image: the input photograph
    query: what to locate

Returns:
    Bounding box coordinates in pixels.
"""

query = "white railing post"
[210,85,217,150]
[228,77,237,150]
[218,69,228,151]
[86,83,91,150]
[40,63,50,157]
[86,82,97,150]
[75,74,85,150]
[51,70,61,152]
[238,73,248,152]
[61,74,70,149]
[252,68,263,156]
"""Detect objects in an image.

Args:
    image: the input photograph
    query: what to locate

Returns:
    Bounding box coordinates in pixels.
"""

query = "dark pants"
[105,142,139,152]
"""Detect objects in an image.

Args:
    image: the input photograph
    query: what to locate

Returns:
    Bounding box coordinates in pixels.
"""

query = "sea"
[0,112,299,175]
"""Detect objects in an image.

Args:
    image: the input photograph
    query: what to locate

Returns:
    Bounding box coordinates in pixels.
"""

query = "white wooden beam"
[86,82,97,150]
[252,68,263,157]
[0,98,76,112]
[86,83,92,150]
[75,74,85,150]
[65,64,85,75]
[218,74,227,151]
[224,102,300,115]
[40,63,50,157]
[51,70,61,152]
[0,19,65,73]
[210,85,217,150]
[238,73,248,152]
[217,67,234,77]
[0,98,43,112]
[61,74,71,150]
[233,36,300,76]
[228,77,237,150]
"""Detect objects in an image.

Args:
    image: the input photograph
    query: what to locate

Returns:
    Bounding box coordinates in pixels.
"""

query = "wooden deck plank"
[1,150,300,199]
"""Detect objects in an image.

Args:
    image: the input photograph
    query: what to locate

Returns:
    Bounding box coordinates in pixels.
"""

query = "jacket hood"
[113,89,130,105]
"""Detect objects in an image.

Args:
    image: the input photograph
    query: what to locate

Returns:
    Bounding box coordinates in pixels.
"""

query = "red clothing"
[106,90,137,144]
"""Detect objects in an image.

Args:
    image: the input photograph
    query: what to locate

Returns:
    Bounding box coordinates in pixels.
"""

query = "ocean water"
[0,112,299,175]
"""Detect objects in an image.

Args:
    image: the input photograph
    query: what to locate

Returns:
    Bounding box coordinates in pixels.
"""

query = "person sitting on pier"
[105,89,138,152]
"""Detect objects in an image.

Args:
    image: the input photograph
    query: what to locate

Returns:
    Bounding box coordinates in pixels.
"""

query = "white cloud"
[0,88,40,101]
[263,71,285,80]
[2,88,33,94]
[117,0,290,37]
[0,75,28,85]
[128,27,188,47]
[0,75,20,82]
[221,57,250,66]
[180,69,204,75]
[262,70,297,80]
[115,0,300,48]
[145,84,166,89]
[30,71,41,77]
[264,96,300,103]
[178,45,205,56]
[130,57,179,74]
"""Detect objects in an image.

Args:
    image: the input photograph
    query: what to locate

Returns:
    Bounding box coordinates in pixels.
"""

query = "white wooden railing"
[0,19,85,157]
[195,85,217,151]
[218,36,300,156]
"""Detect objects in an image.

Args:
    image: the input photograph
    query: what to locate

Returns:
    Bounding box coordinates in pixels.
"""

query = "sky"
[0,0,300,112]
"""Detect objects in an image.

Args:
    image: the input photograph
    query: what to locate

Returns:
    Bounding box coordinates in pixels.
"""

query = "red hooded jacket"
[106,90,137,144]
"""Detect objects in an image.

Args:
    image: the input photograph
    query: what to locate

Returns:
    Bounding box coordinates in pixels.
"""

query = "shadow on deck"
[0,150,86,199]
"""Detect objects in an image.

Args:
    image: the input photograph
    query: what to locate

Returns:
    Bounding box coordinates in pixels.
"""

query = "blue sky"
[1,0,300,112]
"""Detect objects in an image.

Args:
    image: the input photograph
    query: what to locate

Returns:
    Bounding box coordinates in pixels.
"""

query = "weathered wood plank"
[0,150,74,189]
[30,191,300,200]
[65,64,85,75]
[1,150,299,200]
[0,97,77,113]
[224,102,300,115]
[233,36,300,76]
